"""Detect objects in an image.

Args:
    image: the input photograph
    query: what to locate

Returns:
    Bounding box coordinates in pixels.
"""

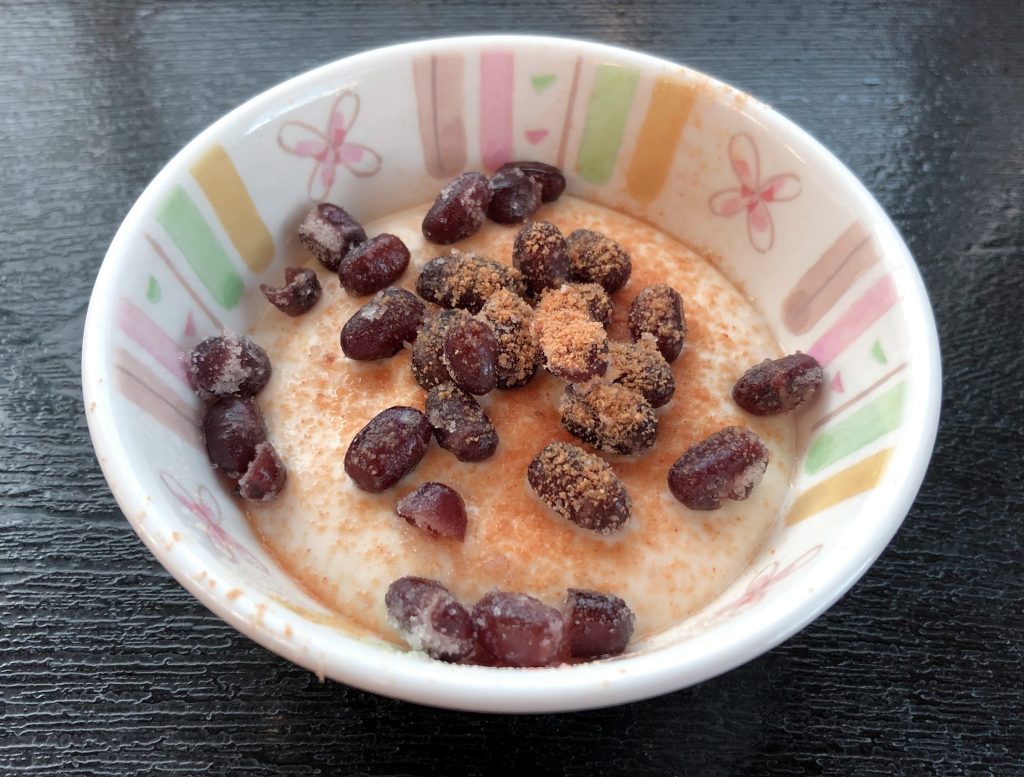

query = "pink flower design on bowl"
[709,132,801,253]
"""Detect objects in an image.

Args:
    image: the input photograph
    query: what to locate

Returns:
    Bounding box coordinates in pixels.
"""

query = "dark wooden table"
[2,1,1022,774]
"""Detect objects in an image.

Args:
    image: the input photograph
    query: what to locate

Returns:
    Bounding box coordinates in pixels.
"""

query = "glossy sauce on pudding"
[247,197,795,644]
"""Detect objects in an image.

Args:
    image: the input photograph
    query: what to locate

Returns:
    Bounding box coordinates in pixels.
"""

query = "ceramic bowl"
[82,35,940,713]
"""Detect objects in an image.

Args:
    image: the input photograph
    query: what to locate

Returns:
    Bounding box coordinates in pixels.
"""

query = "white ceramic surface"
[82,35,941,713]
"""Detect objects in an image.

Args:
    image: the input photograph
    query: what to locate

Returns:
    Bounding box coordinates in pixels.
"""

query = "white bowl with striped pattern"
[83,35,940,712]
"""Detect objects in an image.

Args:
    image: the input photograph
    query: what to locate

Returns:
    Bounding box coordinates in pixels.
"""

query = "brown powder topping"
[477,289,541,389]
[415,250,527,313]
[559,381,657,455]
[532,305,609,383]
[607,336,676,408]
[628,284,686,362]
[566,229,632,294]
[411,309,471,390]
[526,442,632,534]
[536,283,612,326]
[512,221,571,296]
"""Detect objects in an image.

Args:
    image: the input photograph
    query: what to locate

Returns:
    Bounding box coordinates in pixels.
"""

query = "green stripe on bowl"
[575,63,640,185]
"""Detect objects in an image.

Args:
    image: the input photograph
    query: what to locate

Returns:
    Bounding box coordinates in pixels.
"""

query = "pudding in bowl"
[246,193,797,652]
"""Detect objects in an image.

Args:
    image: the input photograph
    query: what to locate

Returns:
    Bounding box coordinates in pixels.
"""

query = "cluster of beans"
[219,159,825,667]
[385,576,635,666]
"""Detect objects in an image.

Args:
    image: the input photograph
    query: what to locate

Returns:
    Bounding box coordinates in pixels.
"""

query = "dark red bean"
[667,427,769,511]
[442,317,498,395]
[732,353,824,415]
[628,284,687,362]
[187,334,271,400]
[566,589,635,659]
[425,382,498,462]
[340,288,425,361]
[608,339,675,408]
[396,482,468,541]
[472,591,565,667]
[259,267,322,317]
[344,407,433,492]
[236,441,287,502]
[385,577,475,662]
[478,290,541,389]
[421,172,492,245]
[559,382,657,455]
[512,221,570,295]
[486,168,542,224]
[299,203,366,271]
[203,397,267,479]
[498,161,566,203]
[337,233,411,295]
[527,442,631,534]
[566,229,632,294]
[415,251,527,313]
[411,309,472,390]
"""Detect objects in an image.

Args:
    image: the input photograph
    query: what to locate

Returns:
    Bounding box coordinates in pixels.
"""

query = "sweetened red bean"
[203,396,267,479]
[667,426,769,511]
[512,221,570,295]
[498,161,566,203]
[299,203,366,271]
[628,284,687,363]
[559,382,657,455]
[565,589,635,659]
[340,288,425,361]
[396,482,468,541]
[472,591,565,667]
[337,233,410,295]
[187,334,271,400]
[442,317,498,395]
[344,406,433,492]
[385,576,475,661]
[260,267,322,317]
[415,251,527,313]
[486,167,542,224]
[732,353,824,415]
[527,442,631,534]
[477,289,540,389]
[566,229,631,294]
[421,172,491,244]
[608,338,675,408]
[425,382,498,462]
[411,309,471,390]
[236,441,287,502]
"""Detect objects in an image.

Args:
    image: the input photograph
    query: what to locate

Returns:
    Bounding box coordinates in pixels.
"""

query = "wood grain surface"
[1,1,1022,774]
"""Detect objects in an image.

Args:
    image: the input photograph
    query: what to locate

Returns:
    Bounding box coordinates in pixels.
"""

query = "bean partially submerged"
[565,589,635,659]
[385,576,476,662]
[472,590,565,667]
[732,352,823,416]
[236,441,287,502]
[667,426,769,511]
[344,406,433,492]
[396,482,468,542]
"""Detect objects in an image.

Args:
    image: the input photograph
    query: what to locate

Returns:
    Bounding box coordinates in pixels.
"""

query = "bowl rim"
[82,33,942,713]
